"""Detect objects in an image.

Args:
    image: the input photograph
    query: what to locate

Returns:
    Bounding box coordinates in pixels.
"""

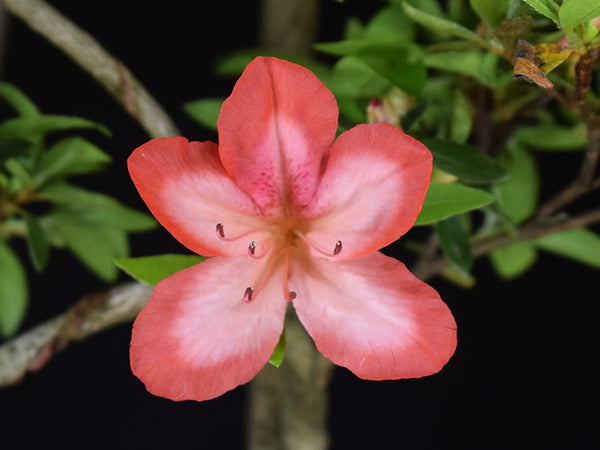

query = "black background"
[0,1,597,449]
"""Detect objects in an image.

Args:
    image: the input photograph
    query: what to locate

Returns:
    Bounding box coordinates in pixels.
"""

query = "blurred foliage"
[0,83,156,337]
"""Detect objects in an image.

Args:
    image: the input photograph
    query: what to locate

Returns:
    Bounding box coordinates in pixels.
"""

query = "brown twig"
[413,208,600,281]
[0,282,152,387]
[1,0,179,138]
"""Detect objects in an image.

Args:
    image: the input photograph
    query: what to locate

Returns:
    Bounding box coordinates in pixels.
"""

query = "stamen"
[216,223,225,239]
[243,287,254,303]
[215,223,263,243]
[296,232,343,257]
[333,240,342,255]
[248,241,257,256]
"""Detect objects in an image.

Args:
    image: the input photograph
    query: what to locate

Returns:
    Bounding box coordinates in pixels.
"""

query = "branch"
[0,282,151,387]
[413,208,600,281]
[1,0,179,138]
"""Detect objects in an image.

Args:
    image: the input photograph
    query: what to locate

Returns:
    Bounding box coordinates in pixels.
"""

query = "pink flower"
[128,57,456,401]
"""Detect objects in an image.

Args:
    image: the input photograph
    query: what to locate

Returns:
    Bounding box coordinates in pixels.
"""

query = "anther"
[333,240,342,255]
[244,287,254,303]
[248,241,257,256]
[216,223,225,239]
[288,291,297,301]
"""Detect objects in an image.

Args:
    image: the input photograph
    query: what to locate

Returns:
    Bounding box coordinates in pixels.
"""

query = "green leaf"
[0,83,39,117]
[489,241,538,280]
[35,137,112,185]
[183,98,224,132]
[115,254,205,286]
[402,1,488,45]
[24,212,50,271]
[494,143,539,224]
[4,158,34,188]
[40,183,156,232]
[558,0,600,34]
[0,115,110,143]
[522,0,560,22]
[415,182,496,225]
[422,138,508,184]
[362,5,416,42]
[315,41,426,95]
[516,123,587,151]
[435,215,473,274]
[49,210,128,282]
[0,139,32,160]
[535,228,600,270]
[268,329,286,368]
[423,49,502,87]
[470,0,509,28]
[329,56,392,100]
[0,239,28,338]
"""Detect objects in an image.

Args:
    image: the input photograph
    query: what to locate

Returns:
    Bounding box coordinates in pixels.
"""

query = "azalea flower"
[128,56,457,401]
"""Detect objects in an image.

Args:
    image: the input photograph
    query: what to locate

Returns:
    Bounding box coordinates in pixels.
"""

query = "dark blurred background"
[0,1,596,449]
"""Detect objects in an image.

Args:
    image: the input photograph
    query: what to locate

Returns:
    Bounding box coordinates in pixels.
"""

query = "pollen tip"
[216,223,225,239]
[333,240,342,255]
[244,287,254,303]
[248,241,257,256]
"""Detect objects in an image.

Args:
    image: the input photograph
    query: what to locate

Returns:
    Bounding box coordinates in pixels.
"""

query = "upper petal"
[218,57,339,215]
[292,251,456,379]
[128,136,269,257]
[130,256,287,401]
[301,123,432,259]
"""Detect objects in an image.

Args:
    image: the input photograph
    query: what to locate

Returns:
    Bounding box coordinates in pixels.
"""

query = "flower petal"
[128,137,268,257]
[218,57,339,214]
[292,251,456,379]
[301,123,432,259]
[130,256,287,401]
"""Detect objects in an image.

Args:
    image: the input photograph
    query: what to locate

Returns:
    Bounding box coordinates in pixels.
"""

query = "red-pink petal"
[128,137,268,257]
[292,251,456,379]
[218,57,338,215]
[130,256,287,401]
[301,123,432,259]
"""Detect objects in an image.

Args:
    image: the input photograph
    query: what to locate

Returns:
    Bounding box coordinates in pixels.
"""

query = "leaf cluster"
[183,0,600,289]
[0,83,156,337]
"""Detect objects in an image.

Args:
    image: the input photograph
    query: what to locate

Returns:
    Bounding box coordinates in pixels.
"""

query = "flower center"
[215,223,342,303]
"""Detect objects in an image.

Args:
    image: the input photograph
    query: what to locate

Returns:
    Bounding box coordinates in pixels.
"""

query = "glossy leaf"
[469,0,509,28]
[415,182,496,225]
[115,254,205,287]
[268,329,286,368]
[489,241,537,280]
[558,0,600,34]
[35,137,112,185]
[435,215,473,274]
[362,4,416,42]
[422,138,508,184]
[315,41,426,95]
[0,82,39,117]
[0,115,110,143]
[402,1,488,45]
[24,212,50,271]
[535,228,600,270]
[49,210,128,282]
[183,98,224,132]
[516,123,587,151]
[522,0,560,22]
[0,239,28,338]
[423,49,502,87]
[40,183,156,232]
[494,143,539,224]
